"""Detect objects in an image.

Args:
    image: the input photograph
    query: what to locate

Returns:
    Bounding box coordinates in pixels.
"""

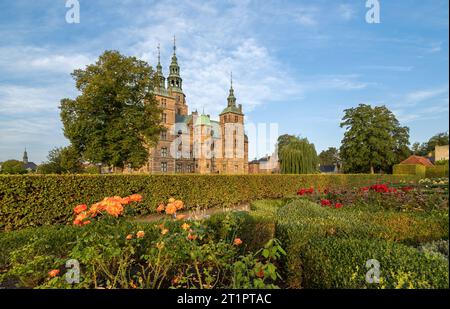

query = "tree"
[318,147,340,166]
[0,160,27,174]
[38,146,83,174]
[340,104,410,174]
[278,136,318,174]
[60,50,163,169]
[412,132,449,156]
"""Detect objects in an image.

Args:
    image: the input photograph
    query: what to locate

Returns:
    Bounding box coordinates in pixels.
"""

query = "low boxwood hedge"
[301,238,449,289]
[0,174,418,231]
[275,199,448,288]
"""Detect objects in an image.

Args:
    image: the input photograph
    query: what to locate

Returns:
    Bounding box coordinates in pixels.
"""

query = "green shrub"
[0,174,418,231]
[393,164,426,178]
[205,200,284,252]
[426,165,449,178]
[275,199,448,288]
[301,238,449,289]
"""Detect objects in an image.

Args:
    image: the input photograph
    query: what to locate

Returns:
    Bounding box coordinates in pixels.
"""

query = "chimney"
[238,104,242,112]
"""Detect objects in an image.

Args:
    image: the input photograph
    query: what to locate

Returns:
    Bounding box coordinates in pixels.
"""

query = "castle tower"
[218,73,247,173]
[167,36,187,116]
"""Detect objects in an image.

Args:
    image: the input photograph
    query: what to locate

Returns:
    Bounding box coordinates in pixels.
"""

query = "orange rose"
[126,234,133,240]
[181,223,190,231]
[156,203,165,213]
[74,213,88,225]
[161,228,169,235]
[136,231,145,238]
[105,202,124,217]
[88,202,102,217]
[233,238,243,246]
[187,233,197,241]
[165,203,177,215]
[168,197,175,203]
[48,269,60,277]
[129,194,143,202]
[255,267,265,278]
[73,204,87,214]
[174,200,184,210]
[83,220,91,226]
[120,197,132,205]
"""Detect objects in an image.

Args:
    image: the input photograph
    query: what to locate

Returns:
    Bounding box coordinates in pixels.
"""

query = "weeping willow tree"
[278,136,319,174]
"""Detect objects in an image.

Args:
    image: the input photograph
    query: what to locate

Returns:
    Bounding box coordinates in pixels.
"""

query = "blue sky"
[0,0,448,163]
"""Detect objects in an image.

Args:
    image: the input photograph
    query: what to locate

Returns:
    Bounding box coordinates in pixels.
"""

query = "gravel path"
[133,202,250,223]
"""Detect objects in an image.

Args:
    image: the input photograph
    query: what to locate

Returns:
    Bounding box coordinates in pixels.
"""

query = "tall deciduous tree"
[278,136,318,174]
[340,104,410,174]
[60,50,163,169]
[0,160,27,174]
[412,132,449,156]
[38,146,83,174]
[318,147,340,166]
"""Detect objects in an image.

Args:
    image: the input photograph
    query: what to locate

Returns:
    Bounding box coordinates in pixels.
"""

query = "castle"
[138,39,248,174]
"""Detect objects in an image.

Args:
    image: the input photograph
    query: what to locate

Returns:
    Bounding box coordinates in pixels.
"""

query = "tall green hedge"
[0,174,418,231]
[393,164,426,178]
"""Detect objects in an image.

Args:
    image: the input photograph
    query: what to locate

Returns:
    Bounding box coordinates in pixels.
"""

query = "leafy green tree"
[60,50,163,169]
[278,136,318,174]
[340,104,410,174]
[318,147,340,166]
[0,160,27,174]
[38,146,83,174]
[412,132,449,156]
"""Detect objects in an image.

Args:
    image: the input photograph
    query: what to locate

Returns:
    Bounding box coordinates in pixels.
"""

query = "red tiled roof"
[400,155,434,167]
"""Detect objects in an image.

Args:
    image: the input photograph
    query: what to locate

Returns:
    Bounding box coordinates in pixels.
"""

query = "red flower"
[320,199,331,206]
[334,203,343,209]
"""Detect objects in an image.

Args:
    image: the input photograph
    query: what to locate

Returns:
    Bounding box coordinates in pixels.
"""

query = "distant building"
[434,145,449,162]
[400,155,434,167]
[248,153,279,174]
[22,148,37,172]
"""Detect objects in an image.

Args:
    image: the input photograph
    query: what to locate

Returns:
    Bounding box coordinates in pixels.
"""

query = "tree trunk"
[370,165,374,174]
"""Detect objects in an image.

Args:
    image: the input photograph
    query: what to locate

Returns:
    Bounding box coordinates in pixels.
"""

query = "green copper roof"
[220,105,243,115]
[195,114,211,126]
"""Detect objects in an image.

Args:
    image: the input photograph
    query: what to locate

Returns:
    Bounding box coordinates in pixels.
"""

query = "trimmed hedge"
[0,174,418,231]
[426,165,449,178]
[302,238,449,288]
[275,199,448,288]
[393,164,426,178]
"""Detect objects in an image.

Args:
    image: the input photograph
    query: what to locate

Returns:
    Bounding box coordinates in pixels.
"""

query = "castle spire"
[227,71,236,107]
[168,35,183,91]
[155,43,165,90]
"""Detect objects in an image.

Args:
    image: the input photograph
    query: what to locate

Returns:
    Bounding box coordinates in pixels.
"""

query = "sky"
[0,0,448,163]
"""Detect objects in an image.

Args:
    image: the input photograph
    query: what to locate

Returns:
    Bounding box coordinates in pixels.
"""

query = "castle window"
[161,99,167,108]
[161,162,167,172]
[161,130,167,140]
[234,165,238,172]
[161,147,168,157]
[162,113,167,123]
[235,116,238,122]
[176,163,182,173]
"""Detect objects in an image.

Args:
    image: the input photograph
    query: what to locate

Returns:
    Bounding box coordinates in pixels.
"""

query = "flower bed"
[0,195,286,289]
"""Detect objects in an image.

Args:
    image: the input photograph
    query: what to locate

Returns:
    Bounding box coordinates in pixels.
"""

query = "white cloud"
[338,4,355,21]
[405,86,448,104]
